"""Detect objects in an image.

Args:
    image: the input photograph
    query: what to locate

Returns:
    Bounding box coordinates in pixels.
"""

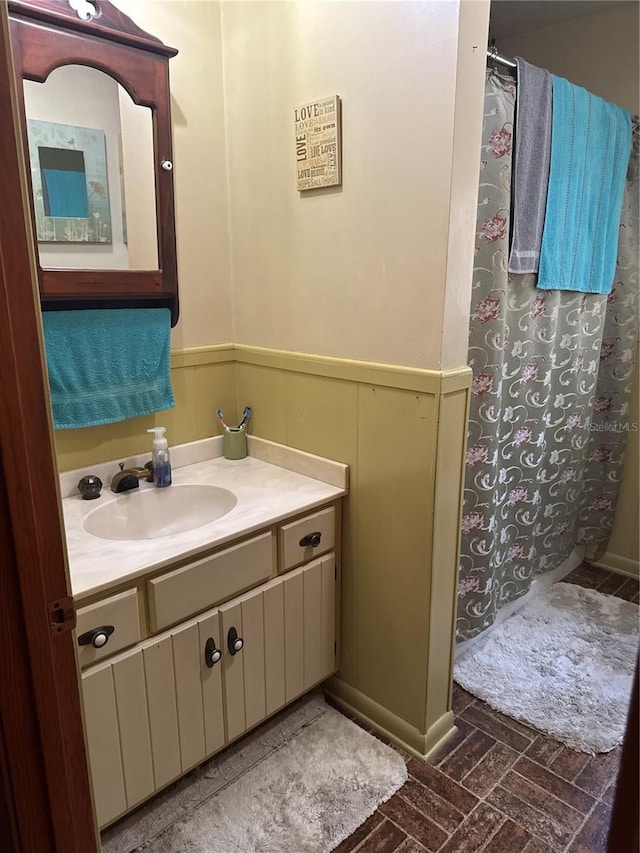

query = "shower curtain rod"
[486,46,517,71]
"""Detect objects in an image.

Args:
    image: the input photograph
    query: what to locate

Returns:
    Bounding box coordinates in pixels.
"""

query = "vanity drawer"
[147,532,274,632]
[76,588,140,669]
[279,507,335,572]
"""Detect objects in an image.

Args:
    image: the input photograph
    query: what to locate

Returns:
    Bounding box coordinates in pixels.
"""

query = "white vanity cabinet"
[77,506,340,829]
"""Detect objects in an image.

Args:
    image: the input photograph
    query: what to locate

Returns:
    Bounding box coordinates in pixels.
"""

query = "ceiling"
[489,0,634,41]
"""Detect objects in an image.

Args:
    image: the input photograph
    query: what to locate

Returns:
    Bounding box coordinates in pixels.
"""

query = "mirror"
[8,0,179,324]
[24,65,157,270]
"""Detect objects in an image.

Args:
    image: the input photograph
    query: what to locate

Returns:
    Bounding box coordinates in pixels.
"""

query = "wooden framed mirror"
[8,0,179,325]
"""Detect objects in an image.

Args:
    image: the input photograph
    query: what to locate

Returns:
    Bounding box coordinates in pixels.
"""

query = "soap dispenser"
[147,427,172,487]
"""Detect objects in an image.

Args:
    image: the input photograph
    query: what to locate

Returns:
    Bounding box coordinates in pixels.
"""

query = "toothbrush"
[238,406,252,430]
[216,409,229,431]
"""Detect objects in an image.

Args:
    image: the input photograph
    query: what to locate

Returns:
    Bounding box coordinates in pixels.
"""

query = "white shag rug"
[101,693,407,853]
[454,582,639,755]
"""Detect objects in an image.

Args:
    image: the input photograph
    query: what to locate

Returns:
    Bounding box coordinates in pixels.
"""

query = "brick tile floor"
[334,564,639,853]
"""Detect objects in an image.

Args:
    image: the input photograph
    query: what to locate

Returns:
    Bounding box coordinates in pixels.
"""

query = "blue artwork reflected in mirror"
[27,119,112,243]
[39,146,89,218]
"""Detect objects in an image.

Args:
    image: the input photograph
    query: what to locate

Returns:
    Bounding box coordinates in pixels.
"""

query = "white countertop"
[62,437,348,601]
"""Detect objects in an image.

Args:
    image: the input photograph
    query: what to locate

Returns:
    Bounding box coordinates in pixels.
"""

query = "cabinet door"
[81,552,336,828]
[282,554,336,701]
[319,553,337,679]
[263,579,286,715]
[219,554,336,743]
[112,651,155,809]
[82,664,126,828]
[197,610,225,756]
[142,636,181,789]
[82,611,226,827]
[283,567,304,701]
[239,587,267,730]
[302,554,336,689]
[172,621,207,771]
[169,610,227,771]
[303,558,324,687]
[219,588,268,741]
[82,646,156,826]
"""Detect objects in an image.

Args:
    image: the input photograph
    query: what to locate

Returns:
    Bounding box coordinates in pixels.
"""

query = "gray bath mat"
[454,582,639,754]
[101,693,407,852]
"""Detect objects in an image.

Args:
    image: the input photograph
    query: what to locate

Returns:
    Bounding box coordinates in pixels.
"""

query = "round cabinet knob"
[78,625,115,649]
[227,627,244,655]
[204,637,222,668]
[299,531,322,548]
[161,159,173,171]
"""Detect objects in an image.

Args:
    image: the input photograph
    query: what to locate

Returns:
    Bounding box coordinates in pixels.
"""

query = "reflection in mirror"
[23,65,157,271]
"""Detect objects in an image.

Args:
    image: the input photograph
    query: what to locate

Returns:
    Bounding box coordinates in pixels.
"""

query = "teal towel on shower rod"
[43,308,175,429]
[537,75,632,294]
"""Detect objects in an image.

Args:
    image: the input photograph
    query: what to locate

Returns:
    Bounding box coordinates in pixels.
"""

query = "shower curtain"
[457,71,639,643]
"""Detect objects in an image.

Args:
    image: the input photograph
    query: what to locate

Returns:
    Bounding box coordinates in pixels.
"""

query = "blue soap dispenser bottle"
[147,427,172,487]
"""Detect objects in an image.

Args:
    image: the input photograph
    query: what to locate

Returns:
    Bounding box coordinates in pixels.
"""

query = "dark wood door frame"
[0,4,98,851]
[608,658,639,853]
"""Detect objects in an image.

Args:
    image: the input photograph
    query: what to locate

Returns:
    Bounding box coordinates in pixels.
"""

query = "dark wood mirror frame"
[8,0,179,326]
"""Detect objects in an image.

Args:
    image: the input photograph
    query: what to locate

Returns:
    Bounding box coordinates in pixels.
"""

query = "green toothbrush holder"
[223,429,247,460]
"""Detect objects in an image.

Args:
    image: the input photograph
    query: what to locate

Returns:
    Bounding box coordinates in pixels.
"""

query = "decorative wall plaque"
[294,95,342,191]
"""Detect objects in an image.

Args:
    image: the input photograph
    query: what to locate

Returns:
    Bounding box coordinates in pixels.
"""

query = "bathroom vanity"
[61,437,348,828]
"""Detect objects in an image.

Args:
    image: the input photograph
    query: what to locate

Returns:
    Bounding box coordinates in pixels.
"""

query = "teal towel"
[537,76,632,294]
[43,308,175,429]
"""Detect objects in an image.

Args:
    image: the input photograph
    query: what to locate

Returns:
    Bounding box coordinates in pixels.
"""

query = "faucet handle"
[78,475,102,500]
[119,462,125,471]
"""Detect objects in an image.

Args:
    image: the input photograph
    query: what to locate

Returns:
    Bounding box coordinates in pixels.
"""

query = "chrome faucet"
[110,462,153,493]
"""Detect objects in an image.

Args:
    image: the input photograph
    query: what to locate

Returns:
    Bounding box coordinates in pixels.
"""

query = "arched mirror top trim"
[15,33,163,109]
[8,0,177,58]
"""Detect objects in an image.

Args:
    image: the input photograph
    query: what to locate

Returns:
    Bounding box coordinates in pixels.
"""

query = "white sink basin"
[83,484,237,540]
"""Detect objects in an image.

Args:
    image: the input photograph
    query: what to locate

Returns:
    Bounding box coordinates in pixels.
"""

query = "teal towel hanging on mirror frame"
[42,307,175,429]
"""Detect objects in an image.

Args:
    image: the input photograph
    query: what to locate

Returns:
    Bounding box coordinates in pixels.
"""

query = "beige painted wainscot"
[60,437,348,829]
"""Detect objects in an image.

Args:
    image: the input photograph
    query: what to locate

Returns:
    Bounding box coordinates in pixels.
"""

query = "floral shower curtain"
[457,71,639,643]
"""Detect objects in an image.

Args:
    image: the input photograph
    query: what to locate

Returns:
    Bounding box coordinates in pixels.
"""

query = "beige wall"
[110,0,488,370]
[500,3,639,114]
[501,3,639,575]
[115,0,233,351]
[223,0,488,370]
[442,0,492,369]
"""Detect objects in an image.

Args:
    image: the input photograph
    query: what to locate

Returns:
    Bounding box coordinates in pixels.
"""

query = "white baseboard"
[589,553,640,579]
